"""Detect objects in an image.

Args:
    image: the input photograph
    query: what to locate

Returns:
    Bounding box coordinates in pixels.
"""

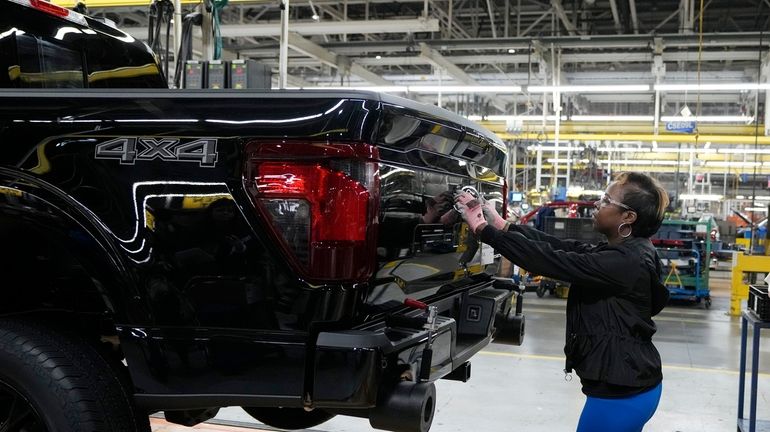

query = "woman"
[456,172,669,432]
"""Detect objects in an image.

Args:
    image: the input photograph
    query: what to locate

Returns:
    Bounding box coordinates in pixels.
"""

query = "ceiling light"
[655,83,768,91]
[746,207,769,212]
[651,147,717,154]
[527,85,650,93]
[705,161,763,168]
[375,55,382,59]
[408,85,521,93]
[679,194,724,201]
[469,114,564,121]
[717,148,770,154]
[571,115,654,122]
[508,48,516,54]
[301,86,409,92]
[598,160,688,166]
[660,115,754,123]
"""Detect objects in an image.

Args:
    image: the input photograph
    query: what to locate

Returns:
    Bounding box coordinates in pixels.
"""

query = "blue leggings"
[576,383,662,432]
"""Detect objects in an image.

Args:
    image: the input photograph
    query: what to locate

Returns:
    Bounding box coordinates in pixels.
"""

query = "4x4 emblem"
[95,137,218,167]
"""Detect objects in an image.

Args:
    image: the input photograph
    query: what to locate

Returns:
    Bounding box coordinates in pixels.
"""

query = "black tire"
[536,285,546,298]
[242,407,335,430]
[0,319,148,432]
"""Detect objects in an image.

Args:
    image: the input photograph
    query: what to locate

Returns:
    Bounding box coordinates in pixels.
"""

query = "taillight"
[9,0,88,25]
[244,141,379,283]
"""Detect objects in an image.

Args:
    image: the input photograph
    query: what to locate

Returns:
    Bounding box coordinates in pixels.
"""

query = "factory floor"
[152,270,769,432]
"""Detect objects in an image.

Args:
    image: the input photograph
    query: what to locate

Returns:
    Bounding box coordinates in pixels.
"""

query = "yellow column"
[730,252,770,316]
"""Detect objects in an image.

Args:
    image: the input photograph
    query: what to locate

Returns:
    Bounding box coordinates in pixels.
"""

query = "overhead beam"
[550,0,578,35]
[496,131,770,145]
[628,0,640,34]
[485,0,498,38]
[287,32,392,86]
[124,18,440,39]
[608,0,623,33]
[418,42,507,112]
[241,32,770,56]
[520,8,553,37]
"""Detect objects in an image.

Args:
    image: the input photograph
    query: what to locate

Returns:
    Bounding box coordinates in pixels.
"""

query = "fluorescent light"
[746,207,769,212]
[304,85,522,93]
[596,147,650,153]
[705,161,763,168]
[526,145,581,151]
[660,115,754,123]
[651,147,717,154]
[408,85,521,93]
[717,148,770,154]
[655,83,769,91]
[737,195,746,199]
[508,48,516,54]
[571,115,654,122]
[599,160,688,166]
[527,85,650,93]
[469,115,563,121]
[546,158,589,163]
[679,193,724,201]
[300,86,409,92]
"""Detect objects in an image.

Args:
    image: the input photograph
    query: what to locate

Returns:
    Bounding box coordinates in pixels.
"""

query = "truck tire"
[0,319,149,432]
[242,407,335,429]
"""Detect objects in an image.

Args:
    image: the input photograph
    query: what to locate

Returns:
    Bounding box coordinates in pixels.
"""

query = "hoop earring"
[617,223,632,238]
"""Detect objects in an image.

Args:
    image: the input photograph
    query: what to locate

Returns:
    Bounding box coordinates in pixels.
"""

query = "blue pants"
[576,383,662,432]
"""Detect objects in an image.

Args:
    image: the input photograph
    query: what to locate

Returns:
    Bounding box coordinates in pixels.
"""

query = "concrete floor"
[154,271,770,432]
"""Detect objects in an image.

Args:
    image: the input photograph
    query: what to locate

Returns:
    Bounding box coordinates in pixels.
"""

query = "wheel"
[705,297,712,309]
[536,285,546,298]
[0,319,148,432]
[243,407,335,430]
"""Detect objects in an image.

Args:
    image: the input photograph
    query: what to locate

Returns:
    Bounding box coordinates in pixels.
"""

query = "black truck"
[0,1,523,431]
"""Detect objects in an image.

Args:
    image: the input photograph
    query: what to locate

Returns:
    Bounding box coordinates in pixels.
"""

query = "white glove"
[482,202,509,230]
[454,193,487,234]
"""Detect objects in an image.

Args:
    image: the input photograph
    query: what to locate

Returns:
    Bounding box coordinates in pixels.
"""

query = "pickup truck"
[0,1,523,431]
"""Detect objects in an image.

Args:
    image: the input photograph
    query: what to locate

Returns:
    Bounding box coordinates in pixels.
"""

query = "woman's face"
[592,182,637,237]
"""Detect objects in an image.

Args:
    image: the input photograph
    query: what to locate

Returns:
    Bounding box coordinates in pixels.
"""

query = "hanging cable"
[205,0,228,60]
[695,0,705,124]
[173,11,202,88]
[148,0,175,81]
[749,30,763,255]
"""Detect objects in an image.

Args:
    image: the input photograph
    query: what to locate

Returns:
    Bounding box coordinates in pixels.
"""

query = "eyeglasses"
[596,194,635,212]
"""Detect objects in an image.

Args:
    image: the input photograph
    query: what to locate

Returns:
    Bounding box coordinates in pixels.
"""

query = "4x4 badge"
[95,137,218,167]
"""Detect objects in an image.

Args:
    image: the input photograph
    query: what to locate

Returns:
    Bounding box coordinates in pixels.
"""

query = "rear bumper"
[311,275,515,409]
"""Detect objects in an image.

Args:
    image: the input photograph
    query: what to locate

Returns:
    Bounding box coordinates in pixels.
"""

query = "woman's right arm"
[507,224,593,253]
[479,225,636,289]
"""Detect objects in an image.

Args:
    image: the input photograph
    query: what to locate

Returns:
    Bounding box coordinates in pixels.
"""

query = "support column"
[279,0,290,89]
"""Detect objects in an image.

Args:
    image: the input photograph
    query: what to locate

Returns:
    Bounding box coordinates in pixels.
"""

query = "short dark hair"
[614,172,670,238]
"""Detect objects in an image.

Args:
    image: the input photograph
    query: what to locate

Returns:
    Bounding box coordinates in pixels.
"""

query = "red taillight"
[30,0,70,17]
[244,142,379,283]
[9,0,88,25]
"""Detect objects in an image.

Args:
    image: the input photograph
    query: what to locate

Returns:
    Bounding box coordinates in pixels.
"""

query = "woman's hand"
[482,202,509,230]
[454,192,487,234]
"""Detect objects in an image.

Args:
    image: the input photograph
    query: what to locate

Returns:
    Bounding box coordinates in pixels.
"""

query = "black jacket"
[479,224,669,394]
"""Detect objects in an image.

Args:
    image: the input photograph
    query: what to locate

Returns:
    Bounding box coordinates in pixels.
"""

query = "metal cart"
[653,219,713,308]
